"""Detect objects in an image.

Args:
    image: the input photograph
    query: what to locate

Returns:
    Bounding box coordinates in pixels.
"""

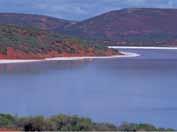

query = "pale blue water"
[0,49,177,129]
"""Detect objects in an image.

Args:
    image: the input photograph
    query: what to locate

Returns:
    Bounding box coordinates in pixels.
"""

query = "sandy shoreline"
[108,46,177,50]
[3,45,177,64]
[0,52,139,64]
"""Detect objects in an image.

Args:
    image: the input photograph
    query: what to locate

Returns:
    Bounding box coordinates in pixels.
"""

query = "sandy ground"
[108,46,177,50]
[0,51,139,64]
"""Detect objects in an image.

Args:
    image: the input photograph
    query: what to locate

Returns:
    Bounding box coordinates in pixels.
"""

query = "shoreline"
[0,52,139,64]
[108,46,177,50]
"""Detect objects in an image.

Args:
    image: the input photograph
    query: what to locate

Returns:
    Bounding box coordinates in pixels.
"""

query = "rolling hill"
[0,13,74,32]
[1,8,177,48]
[0,25,119,59]
[65,8,177,46]
[66,8,177,38]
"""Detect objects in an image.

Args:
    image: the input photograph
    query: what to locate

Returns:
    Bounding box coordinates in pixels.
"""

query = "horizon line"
[0,7,177,21]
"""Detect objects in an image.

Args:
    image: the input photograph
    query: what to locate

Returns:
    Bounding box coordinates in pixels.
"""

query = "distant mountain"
[0,13,75,32]
[0,25,119,59]
[65,8,177,46]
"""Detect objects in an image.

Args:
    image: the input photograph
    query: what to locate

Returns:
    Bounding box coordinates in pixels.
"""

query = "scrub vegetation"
[0,114,174,131]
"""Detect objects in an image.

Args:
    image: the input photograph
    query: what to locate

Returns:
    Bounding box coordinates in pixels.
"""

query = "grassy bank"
[0,114,174,131]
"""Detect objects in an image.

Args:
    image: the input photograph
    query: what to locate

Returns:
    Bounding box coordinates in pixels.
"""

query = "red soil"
[0,128,19,132]
[0,47,119,60]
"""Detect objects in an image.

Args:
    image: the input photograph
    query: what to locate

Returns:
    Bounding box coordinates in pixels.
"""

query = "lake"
[0,49,177,129]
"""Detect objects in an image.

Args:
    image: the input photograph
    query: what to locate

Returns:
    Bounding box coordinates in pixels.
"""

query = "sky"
[0,0,177,21]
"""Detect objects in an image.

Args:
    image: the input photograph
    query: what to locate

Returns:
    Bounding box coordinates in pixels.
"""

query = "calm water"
[0,49,177,129]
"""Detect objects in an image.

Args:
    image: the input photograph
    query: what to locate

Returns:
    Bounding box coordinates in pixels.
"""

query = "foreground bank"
[0,114,174,131]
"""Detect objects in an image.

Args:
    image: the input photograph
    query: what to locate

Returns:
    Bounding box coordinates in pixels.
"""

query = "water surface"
[0,49,177,129]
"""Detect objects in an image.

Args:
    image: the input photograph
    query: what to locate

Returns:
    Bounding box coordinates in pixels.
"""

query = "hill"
[1,9,177,47]
[65,8,177,46]
[0,13,74,32]
[0,25,119,59]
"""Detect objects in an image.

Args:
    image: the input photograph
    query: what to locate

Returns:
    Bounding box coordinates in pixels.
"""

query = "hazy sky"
[0,0,177,20]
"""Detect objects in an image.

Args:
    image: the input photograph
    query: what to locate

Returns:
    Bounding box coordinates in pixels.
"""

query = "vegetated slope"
[0,13,74,32]
[0,25,119,59]
[65,8,177,46]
